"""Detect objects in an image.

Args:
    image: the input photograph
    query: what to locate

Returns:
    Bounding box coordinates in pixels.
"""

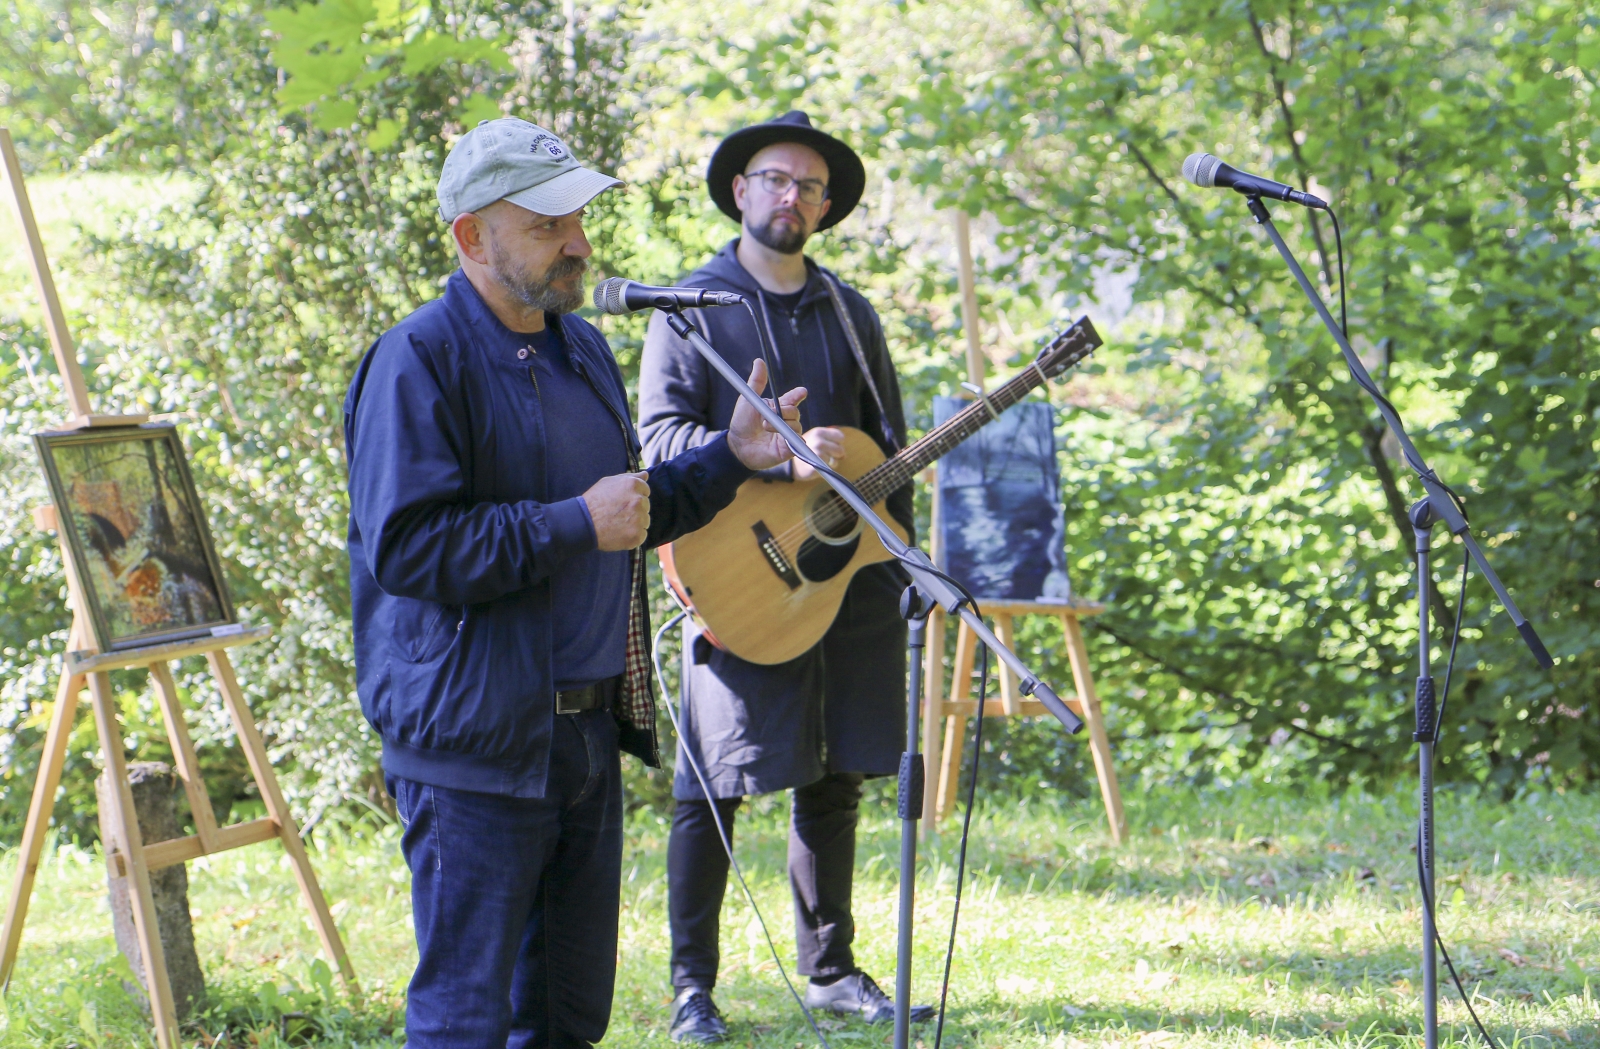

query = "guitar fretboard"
[847,325,1095,506]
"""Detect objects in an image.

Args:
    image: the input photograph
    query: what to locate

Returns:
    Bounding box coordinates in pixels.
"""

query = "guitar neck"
[854,364,1049,505]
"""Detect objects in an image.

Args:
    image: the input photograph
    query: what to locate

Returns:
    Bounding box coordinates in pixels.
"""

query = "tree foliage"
[0,0,1595,839]
[650,0,1600,791]
[0,0,269,170]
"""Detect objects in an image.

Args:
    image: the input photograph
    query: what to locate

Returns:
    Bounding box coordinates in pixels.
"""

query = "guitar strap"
[819,269,901,453]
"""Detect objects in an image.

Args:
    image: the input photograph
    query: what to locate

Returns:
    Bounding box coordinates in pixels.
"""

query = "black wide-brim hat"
[707,111,866,232]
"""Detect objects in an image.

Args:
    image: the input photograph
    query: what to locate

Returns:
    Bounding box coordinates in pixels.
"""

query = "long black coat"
[638,241,914,800]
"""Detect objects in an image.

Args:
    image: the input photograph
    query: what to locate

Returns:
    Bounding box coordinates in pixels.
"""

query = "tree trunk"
[96,762,206,1019]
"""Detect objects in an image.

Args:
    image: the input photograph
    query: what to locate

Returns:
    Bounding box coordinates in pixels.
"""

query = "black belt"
[556,675,620,715]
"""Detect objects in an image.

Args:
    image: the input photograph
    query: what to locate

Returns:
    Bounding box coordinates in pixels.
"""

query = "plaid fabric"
[620,547,658,759]
[618,442,660,765]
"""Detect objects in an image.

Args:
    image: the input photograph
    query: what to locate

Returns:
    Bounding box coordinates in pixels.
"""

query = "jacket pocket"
[394,599,462,664]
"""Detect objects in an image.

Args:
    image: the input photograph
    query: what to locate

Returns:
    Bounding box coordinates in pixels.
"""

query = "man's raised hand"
[727,359,807,471]
[583,471,651,551]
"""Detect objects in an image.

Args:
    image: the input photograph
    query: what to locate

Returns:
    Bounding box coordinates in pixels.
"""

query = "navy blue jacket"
[345,270,752,798]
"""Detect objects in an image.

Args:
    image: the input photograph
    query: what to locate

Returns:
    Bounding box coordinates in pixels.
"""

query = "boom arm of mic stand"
[1243,196,1553,670]
[662,309,1085,734]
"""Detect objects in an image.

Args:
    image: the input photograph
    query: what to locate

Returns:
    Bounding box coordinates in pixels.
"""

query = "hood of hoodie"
[688,239,833,311]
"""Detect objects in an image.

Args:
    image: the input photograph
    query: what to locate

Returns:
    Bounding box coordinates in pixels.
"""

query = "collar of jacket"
[440,269,632,427]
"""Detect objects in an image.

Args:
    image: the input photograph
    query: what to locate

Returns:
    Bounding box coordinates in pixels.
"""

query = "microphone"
[592,278,745,315]
[1182,153,1328,210]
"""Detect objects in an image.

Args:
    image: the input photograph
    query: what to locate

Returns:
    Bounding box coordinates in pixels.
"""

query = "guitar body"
[659,427,906,666]
[659,314,1103,668]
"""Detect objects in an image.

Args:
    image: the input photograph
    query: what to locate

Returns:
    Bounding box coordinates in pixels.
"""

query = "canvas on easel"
[0,126,356,1047]
[933,395,1071,602]
[35,425,236,651]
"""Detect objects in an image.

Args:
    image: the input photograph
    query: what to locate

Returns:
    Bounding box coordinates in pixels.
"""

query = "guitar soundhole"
[804,490,863,542]
[815,501,858,538]
[797,534,861,583]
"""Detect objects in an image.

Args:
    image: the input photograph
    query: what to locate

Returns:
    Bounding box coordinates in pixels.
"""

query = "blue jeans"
[391,709,623,1049]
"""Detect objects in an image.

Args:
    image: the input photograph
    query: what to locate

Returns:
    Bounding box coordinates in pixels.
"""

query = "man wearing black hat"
[638,112,932,1042]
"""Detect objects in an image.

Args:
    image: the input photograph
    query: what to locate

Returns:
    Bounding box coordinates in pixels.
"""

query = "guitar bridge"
[751,521,802,590]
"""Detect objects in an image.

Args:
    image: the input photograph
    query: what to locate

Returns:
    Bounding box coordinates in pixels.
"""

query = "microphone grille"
[1182,152,1221,188]
[594,277,628,315]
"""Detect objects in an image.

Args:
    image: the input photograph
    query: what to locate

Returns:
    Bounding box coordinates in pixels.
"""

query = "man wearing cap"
[344,118,806,1049]
[638,111,931,1041]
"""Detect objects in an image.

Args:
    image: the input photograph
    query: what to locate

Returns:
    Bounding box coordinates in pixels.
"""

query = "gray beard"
[489,245,588,314]
[748,209,808,255]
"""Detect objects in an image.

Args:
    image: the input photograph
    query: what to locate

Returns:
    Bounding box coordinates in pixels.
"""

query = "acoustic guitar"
[659,316,1102,665]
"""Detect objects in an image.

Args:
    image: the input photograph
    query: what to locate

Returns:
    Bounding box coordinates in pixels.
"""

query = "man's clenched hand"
[727,359,807,471]
[790,426,846,481]
[583,471,651,551]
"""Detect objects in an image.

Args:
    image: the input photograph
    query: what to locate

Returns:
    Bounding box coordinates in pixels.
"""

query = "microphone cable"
[740,298,785,416]
[651,609,836,1049]
[671,295,1014,1042]
[1415,546,1502,1049]
[932,640,991,1049]
[1325,220,1497,1045]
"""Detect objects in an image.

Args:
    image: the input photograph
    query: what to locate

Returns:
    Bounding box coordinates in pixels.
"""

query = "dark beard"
[489,245,588,314]
[748,208,809,255]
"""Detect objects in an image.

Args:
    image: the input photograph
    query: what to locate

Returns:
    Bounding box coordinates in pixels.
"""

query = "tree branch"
[1096,620,1382,757]
[1245,2,1334,292]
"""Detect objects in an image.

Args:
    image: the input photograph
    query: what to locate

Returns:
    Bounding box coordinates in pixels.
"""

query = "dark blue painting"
[934,396,1070,602]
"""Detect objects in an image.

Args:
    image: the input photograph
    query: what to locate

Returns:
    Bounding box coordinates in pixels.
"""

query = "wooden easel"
[0,128,356,1047]
[917,214,1127,844]
[918,599,1126,843]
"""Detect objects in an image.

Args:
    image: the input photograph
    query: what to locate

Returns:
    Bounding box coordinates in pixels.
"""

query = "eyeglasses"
[743,169,830,206]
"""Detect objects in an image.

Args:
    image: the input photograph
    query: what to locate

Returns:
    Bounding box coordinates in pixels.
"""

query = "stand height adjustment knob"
[1413,676,1437,742]
[897,753,924,820]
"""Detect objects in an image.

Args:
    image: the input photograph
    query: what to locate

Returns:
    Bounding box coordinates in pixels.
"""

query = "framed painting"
[33,424,235,652]
[934,396,1072,602]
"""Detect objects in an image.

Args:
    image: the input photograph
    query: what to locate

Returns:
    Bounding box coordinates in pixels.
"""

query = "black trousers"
[668,772,865,991]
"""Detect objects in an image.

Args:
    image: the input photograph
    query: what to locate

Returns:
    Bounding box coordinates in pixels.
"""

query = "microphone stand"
[1241,195,1552,1049]
[661,308,1084,1049]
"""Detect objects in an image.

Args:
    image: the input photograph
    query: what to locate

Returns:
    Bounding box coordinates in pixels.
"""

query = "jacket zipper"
[564,345,662,765]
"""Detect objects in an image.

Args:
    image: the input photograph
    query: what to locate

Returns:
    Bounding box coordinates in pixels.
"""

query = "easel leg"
[89,672,180,1047]
[150,662,220,852]
[0,668,85,989]
[995,614,1020,715]
[936,621,979,820]
[1061,615,1126,845]
[207,652,358,991]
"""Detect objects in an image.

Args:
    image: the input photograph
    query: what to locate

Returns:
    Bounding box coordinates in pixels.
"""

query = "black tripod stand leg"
[1411,497,1440,1049]
[895,586,931,1049]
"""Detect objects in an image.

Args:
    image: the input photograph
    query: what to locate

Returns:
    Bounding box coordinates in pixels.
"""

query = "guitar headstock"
[1033,316,1103,378]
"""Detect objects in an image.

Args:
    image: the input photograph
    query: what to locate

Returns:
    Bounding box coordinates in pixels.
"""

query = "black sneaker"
[669,987,728,1044]
[803,971,935,1026]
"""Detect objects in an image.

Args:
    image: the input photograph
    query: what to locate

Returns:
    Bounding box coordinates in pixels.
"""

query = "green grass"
[1,783,1597,1047]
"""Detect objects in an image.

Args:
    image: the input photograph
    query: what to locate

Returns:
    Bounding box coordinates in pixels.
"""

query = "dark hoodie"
[638,240,913,799]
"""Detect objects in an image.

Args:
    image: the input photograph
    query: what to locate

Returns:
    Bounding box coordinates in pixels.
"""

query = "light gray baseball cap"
[437,118,621,222]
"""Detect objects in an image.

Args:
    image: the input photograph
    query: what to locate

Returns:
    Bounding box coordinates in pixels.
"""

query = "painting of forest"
[934,397,1071,602]
[37,428,230,649]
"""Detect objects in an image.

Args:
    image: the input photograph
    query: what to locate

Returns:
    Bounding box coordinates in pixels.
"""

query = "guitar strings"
[749,324,1088,559]
[764,386,1016,549]
[760,380,1036,555]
